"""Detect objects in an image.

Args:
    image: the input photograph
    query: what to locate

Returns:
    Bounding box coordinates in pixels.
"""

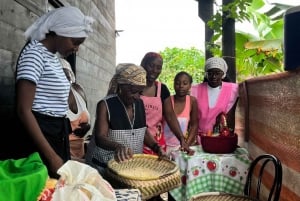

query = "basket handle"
[159,166,179,179]
[159,172,173,179]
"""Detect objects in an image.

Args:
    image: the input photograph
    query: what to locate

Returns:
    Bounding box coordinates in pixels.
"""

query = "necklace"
[117,96,135,130]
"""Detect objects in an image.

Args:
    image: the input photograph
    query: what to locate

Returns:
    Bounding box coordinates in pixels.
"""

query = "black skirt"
[1,111,71,177]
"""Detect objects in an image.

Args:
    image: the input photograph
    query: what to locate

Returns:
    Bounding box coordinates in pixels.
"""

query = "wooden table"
[169,146,251,201]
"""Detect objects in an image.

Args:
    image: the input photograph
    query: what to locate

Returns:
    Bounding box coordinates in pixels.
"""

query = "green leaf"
[250,0,265,10]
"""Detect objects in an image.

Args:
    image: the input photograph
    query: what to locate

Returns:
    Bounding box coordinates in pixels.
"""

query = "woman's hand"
[180,140,195,156]
[150,143,169,160]
[114,145,133,162]
[73,123,91,137]
[48,154,64,179]
[157,146,169,160]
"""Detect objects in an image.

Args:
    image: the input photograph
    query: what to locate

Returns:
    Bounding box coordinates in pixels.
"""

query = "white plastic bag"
[52,160,116,201]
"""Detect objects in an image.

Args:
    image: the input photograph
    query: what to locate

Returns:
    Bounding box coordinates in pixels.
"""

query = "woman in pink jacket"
[191,57,239,141]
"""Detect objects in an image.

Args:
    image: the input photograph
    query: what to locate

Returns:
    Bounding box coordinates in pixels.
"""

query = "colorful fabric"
[141,82,166,154]
[24,6,94,41]
[0,152,48,201]
[169,146,251,201]
[191,82,238,134]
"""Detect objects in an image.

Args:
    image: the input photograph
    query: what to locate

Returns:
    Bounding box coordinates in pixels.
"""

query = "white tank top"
[66,87,90,122]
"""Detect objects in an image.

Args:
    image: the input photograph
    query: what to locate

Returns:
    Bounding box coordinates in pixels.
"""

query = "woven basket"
[189,193,258,201]
[105,154,181,200]
[201,133,238,154]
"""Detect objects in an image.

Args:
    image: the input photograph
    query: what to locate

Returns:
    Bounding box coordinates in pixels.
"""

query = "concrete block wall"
[0,0,116,135]
[237,69,300,201]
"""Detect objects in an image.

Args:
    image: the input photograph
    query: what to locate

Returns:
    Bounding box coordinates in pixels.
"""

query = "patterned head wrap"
[140,52,163,68]
[24,6,94,41]
[107,63,147,95]
[205,57,228,78]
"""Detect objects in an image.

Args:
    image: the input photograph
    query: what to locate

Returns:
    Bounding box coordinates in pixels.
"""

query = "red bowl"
[201,133,238,154]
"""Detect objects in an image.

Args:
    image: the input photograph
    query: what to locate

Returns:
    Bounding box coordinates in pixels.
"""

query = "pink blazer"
[191,82,238,133]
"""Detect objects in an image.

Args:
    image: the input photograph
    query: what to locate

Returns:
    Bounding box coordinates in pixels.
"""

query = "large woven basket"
[105,154,181,200]
[201,133,238,154]
[189,193,258,201]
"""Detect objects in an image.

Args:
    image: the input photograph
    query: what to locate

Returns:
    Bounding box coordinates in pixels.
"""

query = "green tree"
[234,0,287,82]
[159,47,205,94]
[160,0,291,87]
[211,0,293,81]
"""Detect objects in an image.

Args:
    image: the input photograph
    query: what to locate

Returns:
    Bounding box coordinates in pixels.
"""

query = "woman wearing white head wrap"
[12,6,94,178]
[191,57,239,141]
[205,57,228,79]
[25,6,94,41]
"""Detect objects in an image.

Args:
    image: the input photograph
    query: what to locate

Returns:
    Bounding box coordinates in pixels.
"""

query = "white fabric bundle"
[52,160,117,201]
[25,6,94,41]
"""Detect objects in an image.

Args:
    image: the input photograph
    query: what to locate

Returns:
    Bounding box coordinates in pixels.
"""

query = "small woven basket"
[105,154,181,200]
[201,133,238,154]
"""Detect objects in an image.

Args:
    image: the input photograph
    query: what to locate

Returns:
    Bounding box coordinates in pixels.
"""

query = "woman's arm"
[226,98,239,131]
[186,96,198,146]
[163,97,195,154]
[94,100,118,149]
[94,100,132,162]
[163,97,185,143]
[72,83,88,106]
[16,80,63,177]
[144,129,166,157]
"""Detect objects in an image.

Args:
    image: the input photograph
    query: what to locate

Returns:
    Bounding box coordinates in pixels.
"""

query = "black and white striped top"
[16,40,70,117]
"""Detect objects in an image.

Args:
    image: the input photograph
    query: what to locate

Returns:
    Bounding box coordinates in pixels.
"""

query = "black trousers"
[0,111,71,178]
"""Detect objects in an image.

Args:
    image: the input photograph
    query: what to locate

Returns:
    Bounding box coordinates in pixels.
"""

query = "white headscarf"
[205,57,228,78]
[24,6,94,41]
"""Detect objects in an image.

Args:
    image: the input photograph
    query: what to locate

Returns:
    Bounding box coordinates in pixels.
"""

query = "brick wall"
[0,0,116,135]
